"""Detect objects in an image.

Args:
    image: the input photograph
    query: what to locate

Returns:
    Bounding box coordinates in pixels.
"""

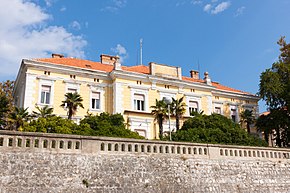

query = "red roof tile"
[35,57,252,95]
[36,58,114,72]
[123,65,150,74]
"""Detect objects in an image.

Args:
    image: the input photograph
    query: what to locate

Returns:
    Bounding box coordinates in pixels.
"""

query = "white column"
[113,82,123,114]
[206,96,213,115]
[23,73,37,113]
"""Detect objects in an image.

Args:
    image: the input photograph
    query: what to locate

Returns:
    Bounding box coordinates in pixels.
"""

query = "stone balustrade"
[0,130,289,161]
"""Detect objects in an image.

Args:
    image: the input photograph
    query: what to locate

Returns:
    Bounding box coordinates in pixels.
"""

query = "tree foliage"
[32,105,55,118]
[258,36,290,147]
[24,112,144,139]
[151,99,167,139]
[8,107,31,131]
[170,113,267,146]
[61,92,84,120]
[240,109,255,133]
[80,113,144,139]
[171,97,186,131]
[0,80,14,129]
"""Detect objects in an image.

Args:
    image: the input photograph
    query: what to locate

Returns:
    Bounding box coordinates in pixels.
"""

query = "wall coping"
[0,130,289,161]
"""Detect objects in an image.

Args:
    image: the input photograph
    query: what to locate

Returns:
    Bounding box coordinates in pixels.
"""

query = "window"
[134,94,145,111]
[91,92,100,110]
[189,101,198,115]
[70,75,76,79]
[40,85,51,104]
[215,107,221,114]
[231,109,237,122]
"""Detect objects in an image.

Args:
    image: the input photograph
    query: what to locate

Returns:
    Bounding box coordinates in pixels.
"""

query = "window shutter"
[134,94,145,101]
[42,85,51,92]
[189,101,198,108]
[92,92,100,99]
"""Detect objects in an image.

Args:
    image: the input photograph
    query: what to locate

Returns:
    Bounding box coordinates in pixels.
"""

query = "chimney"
[52,53,64,58]
[204,72,212,85]
[100,54,119,65]
[114,55,121,70]
[190,70,199,79]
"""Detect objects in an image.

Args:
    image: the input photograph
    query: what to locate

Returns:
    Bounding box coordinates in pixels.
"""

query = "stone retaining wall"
[0,131,289,193]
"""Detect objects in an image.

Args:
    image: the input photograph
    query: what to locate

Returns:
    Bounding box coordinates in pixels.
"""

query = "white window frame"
[230,105,239,123]
[91,91,101,110]
[134,93,145,111]
[130,88,149,112]
[38,79,54,106]
[188,101,199,115]
[185,96,201,116]
[90,86,104,112]
[213,102,224,115]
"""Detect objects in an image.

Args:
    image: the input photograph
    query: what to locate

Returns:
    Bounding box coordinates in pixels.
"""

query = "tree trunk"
[158,115,163,139]
[176,115,180,131]
[246,122,251,133]
[276,127,282,147]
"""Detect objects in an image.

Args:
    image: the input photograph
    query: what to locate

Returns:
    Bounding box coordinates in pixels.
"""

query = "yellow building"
[13,54,259,139]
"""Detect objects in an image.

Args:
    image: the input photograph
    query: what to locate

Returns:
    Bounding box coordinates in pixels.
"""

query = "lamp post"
[163,97,172,141]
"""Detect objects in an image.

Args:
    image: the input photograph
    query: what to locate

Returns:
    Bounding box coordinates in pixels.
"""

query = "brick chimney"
[100,54,119,65]
[52,53,64,58]
[190,70,199,79]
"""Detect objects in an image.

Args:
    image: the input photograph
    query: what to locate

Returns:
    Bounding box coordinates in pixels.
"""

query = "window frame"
[188,100,199,115]
[89,85,104,112]
[91,91,101,110]
[185,95,201,116]
[130,87,149,112]
[38,79,54,106]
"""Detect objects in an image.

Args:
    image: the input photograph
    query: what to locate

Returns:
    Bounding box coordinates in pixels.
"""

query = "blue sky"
[1,0,290,112]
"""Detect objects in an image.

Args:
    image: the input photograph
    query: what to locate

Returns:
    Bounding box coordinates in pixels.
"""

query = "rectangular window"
[40,85,51,104]
[231,109,237,122]
[91,92,100,110]
[134,94,145,111]
[189,101,198,115]
[215,107,221,114]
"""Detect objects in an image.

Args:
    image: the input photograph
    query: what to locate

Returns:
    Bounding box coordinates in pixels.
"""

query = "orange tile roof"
[35,57,252,95]
[36,58,114,72]
[211,82,251,94]
[123,65,150,74]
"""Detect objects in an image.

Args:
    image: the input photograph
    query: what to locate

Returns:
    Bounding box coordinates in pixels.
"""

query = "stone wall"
[0,131,290,193]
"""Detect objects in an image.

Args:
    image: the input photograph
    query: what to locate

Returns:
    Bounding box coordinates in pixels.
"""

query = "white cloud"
[203,4,212,12]
[60,6,66,12]
[102,0,127,12]
[191,0,202,5]
[44,0,54,7]
[234,6,245,17]
[69,21,81,30]
[211,1,231,14]
[111,44,128,63]
[0,0,87,77]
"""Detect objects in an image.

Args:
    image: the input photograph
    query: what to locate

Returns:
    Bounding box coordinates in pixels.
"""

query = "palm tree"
[171,97,186,131]
[61,92,84,120]
[32,105,55,118]
[240,109,255,133]
[8,107,30,131]
[256,113,273,145]
[151,99,167,139]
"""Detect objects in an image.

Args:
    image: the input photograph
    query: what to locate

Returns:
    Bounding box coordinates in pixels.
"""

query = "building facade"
[13,54,259,139]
